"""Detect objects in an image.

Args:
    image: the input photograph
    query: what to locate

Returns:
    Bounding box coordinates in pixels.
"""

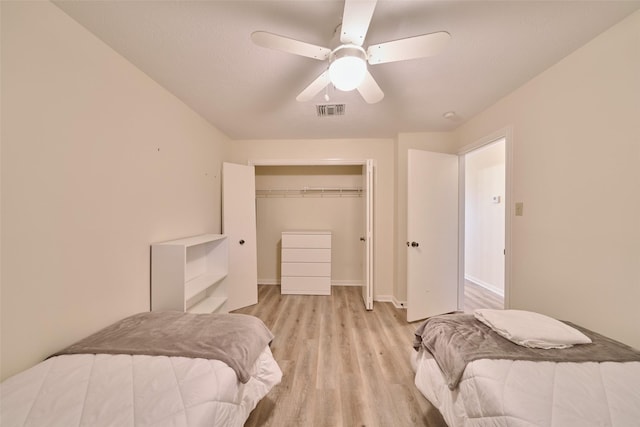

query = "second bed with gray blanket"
[414,313,640,390]
[413,313,640,427]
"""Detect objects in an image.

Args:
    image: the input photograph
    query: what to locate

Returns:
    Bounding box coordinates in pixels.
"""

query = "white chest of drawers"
[281,230,331,295]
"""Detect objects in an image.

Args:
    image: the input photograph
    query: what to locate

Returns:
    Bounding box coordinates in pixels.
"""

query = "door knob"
[411,241,419,247]
[360,237,366,241]
[239,239,245,245]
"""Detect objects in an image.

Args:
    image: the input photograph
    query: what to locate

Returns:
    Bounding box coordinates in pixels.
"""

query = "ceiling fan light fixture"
[329,45,367,92]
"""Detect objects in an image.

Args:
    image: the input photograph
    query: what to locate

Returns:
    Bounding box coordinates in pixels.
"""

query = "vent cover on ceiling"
[316,104,345,117]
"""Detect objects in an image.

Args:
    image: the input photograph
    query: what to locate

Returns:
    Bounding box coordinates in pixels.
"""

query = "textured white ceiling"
[54,1,640,140]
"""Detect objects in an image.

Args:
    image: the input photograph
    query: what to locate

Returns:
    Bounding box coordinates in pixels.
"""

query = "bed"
[412,310,640,427]
[0,311,282,427]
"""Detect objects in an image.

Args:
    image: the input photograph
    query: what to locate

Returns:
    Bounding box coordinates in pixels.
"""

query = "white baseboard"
[373,295,406,309]
[331,280,362,287]
[392,297,407,309]
[465,275,504,297]
[374,294,392,303]
[258,279,279,285]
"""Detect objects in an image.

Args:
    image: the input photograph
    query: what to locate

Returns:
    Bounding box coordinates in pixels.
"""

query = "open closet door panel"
[361,159,374,310]
[222,162,258,311]
[407,150,458,322]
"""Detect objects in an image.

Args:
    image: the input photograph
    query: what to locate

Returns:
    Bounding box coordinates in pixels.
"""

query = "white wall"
[454,10,640,349]
[255,165,364,285]
[227,139,395,301]
[464,139,505,295]
[1,1,230,380]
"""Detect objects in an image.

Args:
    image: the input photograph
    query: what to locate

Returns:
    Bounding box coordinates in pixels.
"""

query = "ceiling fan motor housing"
[328,44,368,91]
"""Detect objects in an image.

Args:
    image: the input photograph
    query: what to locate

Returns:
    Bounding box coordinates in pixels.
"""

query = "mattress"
[1,345,282,427]
[414,347,640,427]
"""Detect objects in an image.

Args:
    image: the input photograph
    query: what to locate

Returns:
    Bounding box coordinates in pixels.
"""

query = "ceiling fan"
[251,0,450,104]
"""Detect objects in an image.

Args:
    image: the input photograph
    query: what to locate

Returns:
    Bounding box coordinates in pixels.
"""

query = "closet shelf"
[256,186,363,198]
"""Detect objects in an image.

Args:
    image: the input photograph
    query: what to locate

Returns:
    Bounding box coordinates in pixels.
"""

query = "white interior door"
[407,150,459,322]
[361,159,374,310]
[222,162,258,311]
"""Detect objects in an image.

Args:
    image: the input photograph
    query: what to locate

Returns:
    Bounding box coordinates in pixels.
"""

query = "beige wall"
[1,2,229,379]
[394,132,458,303]
[227,139,395,300]
[454,10,640,348]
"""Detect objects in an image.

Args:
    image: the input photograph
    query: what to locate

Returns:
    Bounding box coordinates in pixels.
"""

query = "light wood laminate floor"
[233,285,447,427]
[463,280,504,312]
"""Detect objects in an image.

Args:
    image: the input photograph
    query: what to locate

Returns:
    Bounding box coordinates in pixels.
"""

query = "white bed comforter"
[414,348,640,427]
[1,346,281,427]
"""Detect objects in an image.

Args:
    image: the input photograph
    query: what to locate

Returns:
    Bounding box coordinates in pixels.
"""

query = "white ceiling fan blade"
[357,70,384,104]
[251,31,331,60]
[367,31,451,65]
[340,0,377,46]
[296,70,331,102]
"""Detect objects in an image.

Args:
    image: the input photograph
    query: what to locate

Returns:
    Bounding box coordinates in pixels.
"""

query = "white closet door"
[222,162,258,311]
[361,159,374,310]
[407,150,458,322]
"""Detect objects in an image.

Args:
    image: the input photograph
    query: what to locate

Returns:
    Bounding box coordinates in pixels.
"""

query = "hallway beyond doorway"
[463,280,503,312]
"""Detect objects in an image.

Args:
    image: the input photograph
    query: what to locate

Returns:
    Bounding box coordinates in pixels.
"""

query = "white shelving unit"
[151,234,228,314]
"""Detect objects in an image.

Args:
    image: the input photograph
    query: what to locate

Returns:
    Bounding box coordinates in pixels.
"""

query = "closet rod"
[302,186,362,192]
[255,186,363,198]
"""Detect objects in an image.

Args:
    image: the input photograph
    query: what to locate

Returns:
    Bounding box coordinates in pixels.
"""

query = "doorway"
[462,138,506,311]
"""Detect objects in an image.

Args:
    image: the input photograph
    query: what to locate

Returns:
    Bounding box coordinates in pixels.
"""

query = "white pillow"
[473,309,592,349]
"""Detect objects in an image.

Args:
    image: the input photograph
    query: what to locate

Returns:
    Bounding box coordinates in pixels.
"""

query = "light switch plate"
[515,202,524,216]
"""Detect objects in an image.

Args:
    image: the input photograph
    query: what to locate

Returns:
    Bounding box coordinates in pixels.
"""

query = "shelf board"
[185,270,227,300]
[188,296,227,314]
[155,234,227,248]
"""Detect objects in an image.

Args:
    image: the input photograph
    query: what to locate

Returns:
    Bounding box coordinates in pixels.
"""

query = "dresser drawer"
[281,276,331,295]
[281,262,331,277]
[282,233,331,249]
[281,248,331,263]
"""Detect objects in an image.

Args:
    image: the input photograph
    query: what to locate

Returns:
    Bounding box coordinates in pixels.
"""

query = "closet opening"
[250,160,374,309]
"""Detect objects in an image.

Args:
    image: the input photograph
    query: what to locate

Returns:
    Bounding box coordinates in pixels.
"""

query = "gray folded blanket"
[50,311,274,383]
[414,313,640,390]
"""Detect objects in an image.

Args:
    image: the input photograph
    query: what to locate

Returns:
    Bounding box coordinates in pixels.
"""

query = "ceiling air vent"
[316,104,346,117]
